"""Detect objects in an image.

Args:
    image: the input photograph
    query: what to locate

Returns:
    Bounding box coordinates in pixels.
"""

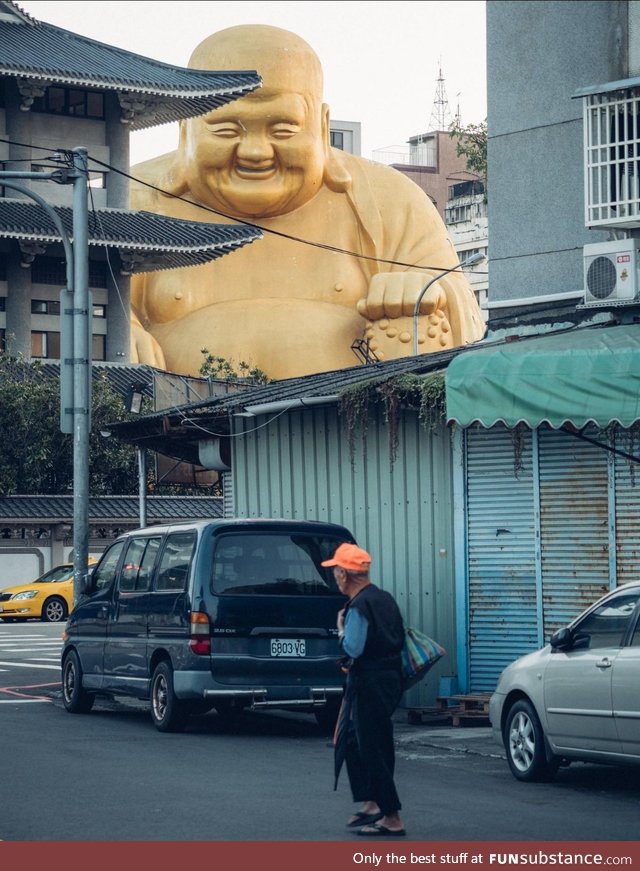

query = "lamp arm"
[412,263,461,321]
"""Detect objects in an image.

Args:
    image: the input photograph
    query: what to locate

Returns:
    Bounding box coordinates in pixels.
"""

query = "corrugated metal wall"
[231,405,456,708]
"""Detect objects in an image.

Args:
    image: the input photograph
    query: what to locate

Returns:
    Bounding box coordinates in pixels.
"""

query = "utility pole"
[0,147,91,607]
[70,147,91,607]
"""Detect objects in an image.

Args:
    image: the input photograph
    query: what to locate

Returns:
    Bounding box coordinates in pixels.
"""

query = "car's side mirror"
[549,627,573,650]
[81,567,96,596]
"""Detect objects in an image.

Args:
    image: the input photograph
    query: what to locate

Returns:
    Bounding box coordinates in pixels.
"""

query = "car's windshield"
[35,565,72,584]
[211,532,348,596]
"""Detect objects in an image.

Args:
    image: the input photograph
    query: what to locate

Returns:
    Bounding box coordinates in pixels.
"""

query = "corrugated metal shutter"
[538,426,610,635]
[466,425,537,691]
[614,431,640,586]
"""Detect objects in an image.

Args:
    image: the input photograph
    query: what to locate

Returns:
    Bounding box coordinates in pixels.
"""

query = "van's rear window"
[211,532,347,595]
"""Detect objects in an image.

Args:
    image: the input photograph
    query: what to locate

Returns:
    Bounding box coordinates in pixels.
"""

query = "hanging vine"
[338,372,447,466]
[510,422,527,478]
[338,380,376,466]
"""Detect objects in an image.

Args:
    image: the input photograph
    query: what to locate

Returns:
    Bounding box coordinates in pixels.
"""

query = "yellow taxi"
[0,559,96,623]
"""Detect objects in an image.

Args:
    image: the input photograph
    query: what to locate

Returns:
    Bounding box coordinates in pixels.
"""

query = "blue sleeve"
[343,608,369,658]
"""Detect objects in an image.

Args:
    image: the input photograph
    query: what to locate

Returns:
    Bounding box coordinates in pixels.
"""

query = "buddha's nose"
[236,133,274,163]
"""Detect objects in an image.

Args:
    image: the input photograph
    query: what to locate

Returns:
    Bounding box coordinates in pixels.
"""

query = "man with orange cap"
[321,542,406,837]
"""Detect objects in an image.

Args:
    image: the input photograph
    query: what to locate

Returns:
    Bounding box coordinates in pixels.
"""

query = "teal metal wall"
[230,404,457,708]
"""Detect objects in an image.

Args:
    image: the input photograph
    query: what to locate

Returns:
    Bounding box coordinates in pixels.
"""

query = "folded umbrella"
[333,680,354,791]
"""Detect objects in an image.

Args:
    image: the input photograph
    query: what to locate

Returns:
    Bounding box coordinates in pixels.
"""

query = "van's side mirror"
[81,566,96,596]
[549,627,573,650]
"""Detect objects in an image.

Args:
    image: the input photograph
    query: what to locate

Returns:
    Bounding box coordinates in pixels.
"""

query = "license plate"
[270,638,306,657]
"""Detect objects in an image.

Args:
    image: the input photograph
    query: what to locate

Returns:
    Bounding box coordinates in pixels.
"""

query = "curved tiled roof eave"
[0,200,263,271]
[0,9,262,128]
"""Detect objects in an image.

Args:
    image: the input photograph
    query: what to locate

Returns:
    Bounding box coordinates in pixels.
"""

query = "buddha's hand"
[130,321,167,368]
[356,272,452,358]
[357,272,446,320]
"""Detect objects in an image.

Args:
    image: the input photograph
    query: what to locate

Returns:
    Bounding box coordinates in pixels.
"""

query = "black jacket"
[345,583,404,673]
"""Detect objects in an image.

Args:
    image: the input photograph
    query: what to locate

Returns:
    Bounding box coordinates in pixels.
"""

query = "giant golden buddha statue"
[129,24,485,379]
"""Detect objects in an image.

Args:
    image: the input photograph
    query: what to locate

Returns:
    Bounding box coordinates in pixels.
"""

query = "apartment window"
[0,329,4,352]
[330,131,345,150]
[31,331,105,361]
[92,334,106,361]
[88,171,106,189]
[32,86,105,120]
[31,330,60,359]
[93,304,106,318]
[32,256,108,288]
[583,86,640,227]
[0,297,5,312]
[31,300,61,316]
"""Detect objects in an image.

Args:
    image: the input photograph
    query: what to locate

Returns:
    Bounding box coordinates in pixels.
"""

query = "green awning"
[446,324,640,429]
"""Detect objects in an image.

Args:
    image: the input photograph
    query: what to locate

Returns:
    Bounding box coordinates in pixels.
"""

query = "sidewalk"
[393,711,505,760]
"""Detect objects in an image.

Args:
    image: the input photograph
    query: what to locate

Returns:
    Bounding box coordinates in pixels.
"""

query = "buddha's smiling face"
[182,89,328,218]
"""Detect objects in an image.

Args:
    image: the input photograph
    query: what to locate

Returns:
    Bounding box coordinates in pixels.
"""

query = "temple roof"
[0,199,262,272]
[0,1,261,129]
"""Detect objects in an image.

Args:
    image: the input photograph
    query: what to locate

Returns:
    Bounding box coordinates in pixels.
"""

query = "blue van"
[61,518,354,732]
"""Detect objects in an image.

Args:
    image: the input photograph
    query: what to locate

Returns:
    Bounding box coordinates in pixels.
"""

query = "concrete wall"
[487,0,629,303]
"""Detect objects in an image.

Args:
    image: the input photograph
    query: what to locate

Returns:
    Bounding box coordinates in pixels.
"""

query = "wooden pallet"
[437,692,492,727]
[406,707,450,726]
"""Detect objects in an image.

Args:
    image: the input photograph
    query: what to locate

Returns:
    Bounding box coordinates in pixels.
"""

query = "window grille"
[584,88,640,227]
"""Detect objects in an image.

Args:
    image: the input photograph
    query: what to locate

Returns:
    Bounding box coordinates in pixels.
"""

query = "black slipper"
[346,812,383,829]
[357,823,406,837]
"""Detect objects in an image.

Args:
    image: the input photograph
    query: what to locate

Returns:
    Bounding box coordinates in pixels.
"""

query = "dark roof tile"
[0,3,261,129]
[0,200,262,271]
[0,493,222,522]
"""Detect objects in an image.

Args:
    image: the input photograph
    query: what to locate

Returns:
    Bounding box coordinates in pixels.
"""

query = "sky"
[18,0,487,164]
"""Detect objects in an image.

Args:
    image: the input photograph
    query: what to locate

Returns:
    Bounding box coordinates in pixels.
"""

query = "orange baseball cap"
[321,543,372,571]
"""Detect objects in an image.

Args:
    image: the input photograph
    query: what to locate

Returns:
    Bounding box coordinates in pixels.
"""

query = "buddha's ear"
[162,120,191,197]
[322,104,352,193]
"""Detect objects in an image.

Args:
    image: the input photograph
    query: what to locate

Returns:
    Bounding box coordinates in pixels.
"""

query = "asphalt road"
[1,622,639,842]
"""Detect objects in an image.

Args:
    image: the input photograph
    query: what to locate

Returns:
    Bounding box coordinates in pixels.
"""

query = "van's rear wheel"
[150,661,188,732]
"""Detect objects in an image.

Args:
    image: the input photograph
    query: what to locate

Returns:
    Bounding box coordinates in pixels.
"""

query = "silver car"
[489,581,640,782]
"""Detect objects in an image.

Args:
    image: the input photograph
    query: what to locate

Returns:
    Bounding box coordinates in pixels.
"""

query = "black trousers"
[344,669,403,816]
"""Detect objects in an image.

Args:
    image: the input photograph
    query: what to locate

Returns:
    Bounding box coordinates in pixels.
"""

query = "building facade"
[0,0,260,364]
[443,1,640,690]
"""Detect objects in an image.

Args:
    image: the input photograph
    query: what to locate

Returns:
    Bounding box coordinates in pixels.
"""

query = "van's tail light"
[190,611,211,655]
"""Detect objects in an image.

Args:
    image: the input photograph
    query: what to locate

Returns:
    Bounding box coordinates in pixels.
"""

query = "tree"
[0,354,138,495]
[449,118,487,189]
[199,349,269,385]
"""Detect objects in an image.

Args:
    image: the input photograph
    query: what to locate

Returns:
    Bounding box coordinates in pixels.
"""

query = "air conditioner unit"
[582,239,640,307]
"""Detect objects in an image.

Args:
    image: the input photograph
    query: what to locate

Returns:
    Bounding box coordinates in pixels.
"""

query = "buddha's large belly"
[150,298,368,379]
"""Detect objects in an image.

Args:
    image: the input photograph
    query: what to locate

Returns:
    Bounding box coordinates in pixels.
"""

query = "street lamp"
[0,149,91,608]
[412,251,486,355]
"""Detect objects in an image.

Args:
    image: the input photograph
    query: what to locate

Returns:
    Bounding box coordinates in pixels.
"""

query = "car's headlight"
[13,591,39,600]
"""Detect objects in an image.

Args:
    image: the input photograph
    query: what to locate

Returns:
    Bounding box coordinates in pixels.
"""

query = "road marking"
[27,657,61,662]
[0,698,51,704]
[0,660,60,670]
[0,647,62,652]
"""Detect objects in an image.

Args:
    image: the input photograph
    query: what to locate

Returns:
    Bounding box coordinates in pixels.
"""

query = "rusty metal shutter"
[466,425,537,691]
[614,432,640,586]
[538,426,610,636]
